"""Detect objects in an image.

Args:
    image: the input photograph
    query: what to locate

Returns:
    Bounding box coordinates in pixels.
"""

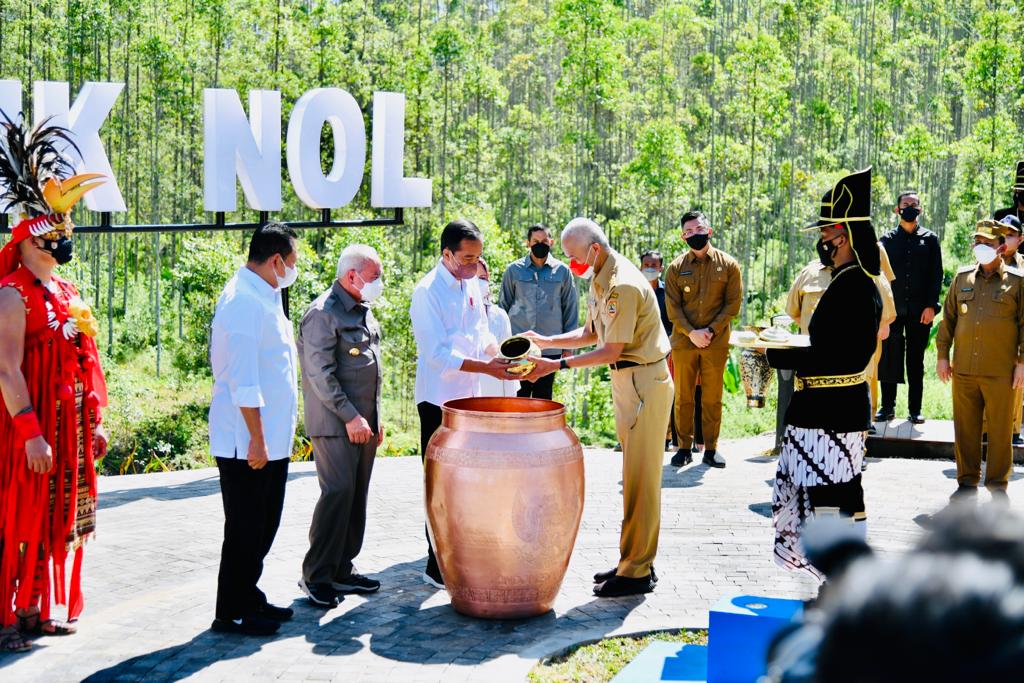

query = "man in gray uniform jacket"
[298,244,385,608]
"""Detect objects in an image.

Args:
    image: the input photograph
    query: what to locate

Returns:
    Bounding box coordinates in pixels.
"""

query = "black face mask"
[817,237,838,268]
[899,206,921,222]
[41,236,74,265]
[530,242,551,259]
[685,233,709,251]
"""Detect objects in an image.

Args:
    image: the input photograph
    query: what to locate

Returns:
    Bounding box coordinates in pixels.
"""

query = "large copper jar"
[425,397,585,619]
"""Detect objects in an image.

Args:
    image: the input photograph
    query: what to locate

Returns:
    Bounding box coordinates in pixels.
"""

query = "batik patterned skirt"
[772,425,866,580]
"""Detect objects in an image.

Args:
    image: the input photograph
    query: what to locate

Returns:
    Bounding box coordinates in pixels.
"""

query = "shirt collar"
[977,260,1005,279]
[239,266,277,300]
[593,249,617,292]
[435,259,462,290]
[684,245,715,263]
[523,254,552,269]
[332,280,361,311]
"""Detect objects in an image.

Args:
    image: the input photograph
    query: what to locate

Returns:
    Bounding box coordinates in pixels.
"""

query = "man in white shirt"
[478,258,520,398]
[410,219,512,588]
[208,223,300,636]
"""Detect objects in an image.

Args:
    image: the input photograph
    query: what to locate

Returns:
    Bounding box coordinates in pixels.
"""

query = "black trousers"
[417,402,443,578]
[880,314,931,415]
[517,372,556,400]
[215,456,289,620]
[775,369,795,450]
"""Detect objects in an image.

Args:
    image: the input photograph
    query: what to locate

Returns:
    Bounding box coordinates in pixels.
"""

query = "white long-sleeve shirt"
[410,260,498,406]
[208,266,298,461]
[479,302,520,398]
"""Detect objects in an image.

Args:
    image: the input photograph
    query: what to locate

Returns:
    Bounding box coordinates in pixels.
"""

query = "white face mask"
[357,273,384,303]
[974,243,998,265]
[641,267,660,281]
[275,259,298,290]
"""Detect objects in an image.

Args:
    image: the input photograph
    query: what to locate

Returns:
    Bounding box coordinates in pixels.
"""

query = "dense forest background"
[0,0,1020,472]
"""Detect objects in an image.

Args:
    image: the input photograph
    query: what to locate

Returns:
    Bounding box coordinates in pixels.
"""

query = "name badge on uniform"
[680,270,693,276]
[349,347,361,356]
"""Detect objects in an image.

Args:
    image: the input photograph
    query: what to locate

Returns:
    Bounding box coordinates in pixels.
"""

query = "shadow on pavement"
[98,469,316,511]
[79,557,647,679]
[661,462,710,489]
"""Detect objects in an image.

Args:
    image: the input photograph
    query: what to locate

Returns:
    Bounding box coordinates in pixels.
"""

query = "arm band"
[12,410,42,443]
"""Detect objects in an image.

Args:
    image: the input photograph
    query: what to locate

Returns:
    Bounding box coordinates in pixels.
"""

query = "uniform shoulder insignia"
[957,264,977,274]
[1006,266,1024,278]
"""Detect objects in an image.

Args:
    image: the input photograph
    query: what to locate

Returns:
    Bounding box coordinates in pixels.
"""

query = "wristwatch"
[560,358,570,370]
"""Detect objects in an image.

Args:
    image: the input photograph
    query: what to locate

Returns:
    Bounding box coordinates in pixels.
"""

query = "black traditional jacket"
[767,262,881,432]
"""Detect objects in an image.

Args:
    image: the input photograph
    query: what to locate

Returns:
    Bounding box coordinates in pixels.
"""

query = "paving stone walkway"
[2,434,1019,682]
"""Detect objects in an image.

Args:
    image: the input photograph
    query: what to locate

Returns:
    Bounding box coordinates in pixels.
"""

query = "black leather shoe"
[867,425,877,435]
[258,603,294,622]
[691,443,703,454]
[211,614,280,636]
[594,565,657,585]
[702,450,726,468]
[1013,434,1024,447]
[909,414,926,425]
[873,410,895,422]
[594,574,655,597]
[670,448,692,467]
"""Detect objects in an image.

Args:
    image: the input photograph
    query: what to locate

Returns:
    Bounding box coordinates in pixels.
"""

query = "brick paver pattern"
[0,435,1012,682]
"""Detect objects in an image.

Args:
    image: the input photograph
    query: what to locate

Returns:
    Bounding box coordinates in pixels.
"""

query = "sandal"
[0,626,32,652]
[17,609,77,636]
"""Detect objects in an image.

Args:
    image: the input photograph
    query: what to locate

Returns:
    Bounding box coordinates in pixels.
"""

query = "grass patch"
[102,349,214,475]
[528,629,708,683]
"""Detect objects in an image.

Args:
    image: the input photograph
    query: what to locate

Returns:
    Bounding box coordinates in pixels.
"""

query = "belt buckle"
[794,376,805,391]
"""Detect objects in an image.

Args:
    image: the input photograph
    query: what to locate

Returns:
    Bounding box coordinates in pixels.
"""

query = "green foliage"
[6,0,1019,473]
[170,234,241,374]
[530,629,708,683]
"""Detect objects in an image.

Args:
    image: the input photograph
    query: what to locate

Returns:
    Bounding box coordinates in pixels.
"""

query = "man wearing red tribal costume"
[0,115,106,652]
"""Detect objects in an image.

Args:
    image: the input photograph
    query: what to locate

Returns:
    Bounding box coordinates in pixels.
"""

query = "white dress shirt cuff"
[232,385,266,408]
[442,349,470,377]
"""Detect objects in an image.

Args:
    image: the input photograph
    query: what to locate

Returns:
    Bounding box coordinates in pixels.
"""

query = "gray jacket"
[298,282,382,438]
[499,255,579,356]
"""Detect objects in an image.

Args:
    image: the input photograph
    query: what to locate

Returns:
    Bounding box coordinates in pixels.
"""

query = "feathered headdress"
[0,110,104,277]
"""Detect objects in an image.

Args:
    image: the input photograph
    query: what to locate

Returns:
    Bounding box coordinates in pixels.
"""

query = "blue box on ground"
[707,594,803,683]
[611,641,708,682]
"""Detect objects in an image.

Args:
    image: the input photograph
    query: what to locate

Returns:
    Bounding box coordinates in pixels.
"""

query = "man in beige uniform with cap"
[937,219,1024,504]
[523,217,673,597]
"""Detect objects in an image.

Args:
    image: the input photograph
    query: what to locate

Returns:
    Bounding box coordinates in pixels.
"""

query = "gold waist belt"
[794,372,866,391]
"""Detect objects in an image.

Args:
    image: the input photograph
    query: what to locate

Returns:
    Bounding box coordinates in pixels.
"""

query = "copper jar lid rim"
[441,397,566,419]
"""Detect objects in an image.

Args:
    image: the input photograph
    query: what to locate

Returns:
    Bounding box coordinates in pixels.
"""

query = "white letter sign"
[286,88,366,210]
[34,80,127,212]
[371,92,432,207]
[203,88,282,212]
